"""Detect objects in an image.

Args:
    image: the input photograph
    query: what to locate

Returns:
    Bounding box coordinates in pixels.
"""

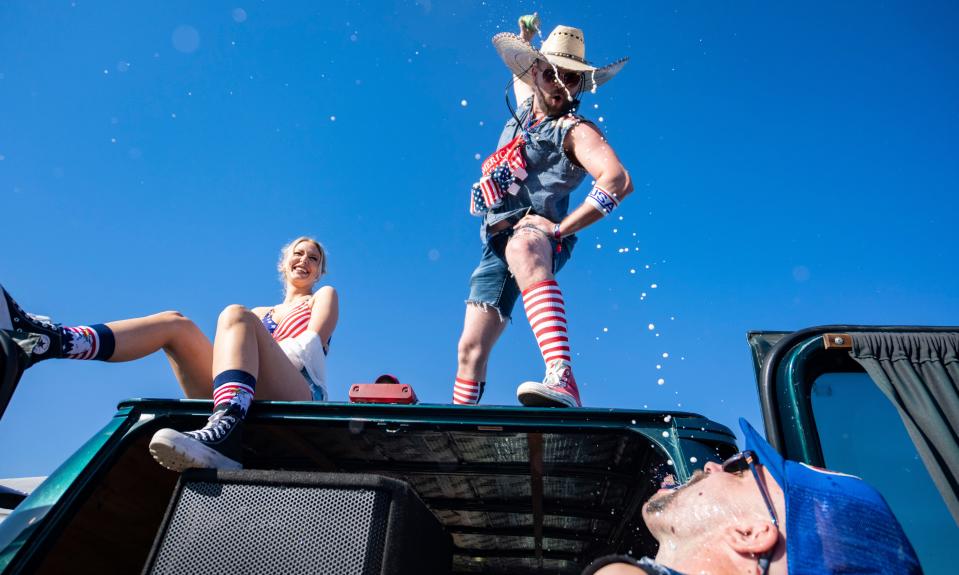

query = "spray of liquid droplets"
[546,59,575,103]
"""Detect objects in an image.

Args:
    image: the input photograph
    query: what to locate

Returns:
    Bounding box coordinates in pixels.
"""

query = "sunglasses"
[541,67,583,86]
[722,451,780,575]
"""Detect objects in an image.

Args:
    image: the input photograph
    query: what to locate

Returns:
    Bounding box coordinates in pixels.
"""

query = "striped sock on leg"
[521,279,571,366]
[212,369,256,414]
[453,377,484,405]
[62,324,116,361]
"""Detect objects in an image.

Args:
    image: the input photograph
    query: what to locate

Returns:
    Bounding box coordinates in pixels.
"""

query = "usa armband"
[585,185,620,216]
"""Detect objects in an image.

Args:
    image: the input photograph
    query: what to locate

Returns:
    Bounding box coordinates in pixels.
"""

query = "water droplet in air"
[662,352,669,358]
[651,283,658,289]
[232,8,248,23]
[648,323,655,330]
[657,378,665,385]
[460,99,468,107]
[172,25,201,54]
[662,431,670,438]
[330,115,336,121]
[664,415,672,422]
[474,153,481,160]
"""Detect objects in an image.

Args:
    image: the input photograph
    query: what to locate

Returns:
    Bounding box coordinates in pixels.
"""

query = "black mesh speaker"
[142,470,451,575]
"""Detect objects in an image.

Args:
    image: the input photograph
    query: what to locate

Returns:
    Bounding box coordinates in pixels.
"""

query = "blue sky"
[1,0,957,477]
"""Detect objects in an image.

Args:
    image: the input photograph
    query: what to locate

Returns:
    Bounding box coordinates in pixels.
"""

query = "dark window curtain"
[850,332,959,525]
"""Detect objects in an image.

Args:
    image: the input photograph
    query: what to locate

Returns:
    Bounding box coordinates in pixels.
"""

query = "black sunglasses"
[722,451,780,575]
[541,67,583,86]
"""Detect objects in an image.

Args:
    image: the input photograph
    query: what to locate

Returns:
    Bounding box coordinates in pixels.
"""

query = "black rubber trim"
[759,324,959,451]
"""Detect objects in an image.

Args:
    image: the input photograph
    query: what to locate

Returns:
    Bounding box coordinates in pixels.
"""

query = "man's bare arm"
[513,122,632,237]
[556,122,633,236]
[511,13,539,104]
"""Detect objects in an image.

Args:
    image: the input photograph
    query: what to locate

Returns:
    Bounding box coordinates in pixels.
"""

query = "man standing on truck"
[583,419,921,575]
[453,14,632,408]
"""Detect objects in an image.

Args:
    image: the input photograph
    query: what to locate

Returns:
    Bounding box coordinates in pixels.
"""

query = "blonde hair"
[277,236,327,287]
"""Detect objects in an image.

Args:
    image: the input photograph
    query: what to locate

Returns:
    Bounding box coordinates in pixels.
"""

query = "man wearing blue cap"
[584,419,922,575]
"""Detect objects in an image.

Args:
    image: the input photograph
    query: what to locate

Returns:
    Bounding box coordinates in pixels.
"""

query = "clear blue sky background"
[1,0,957,477]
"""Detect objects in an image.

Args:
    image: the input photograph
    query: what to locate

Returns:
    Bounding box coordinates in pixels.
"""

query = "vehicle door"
[750,325,959,575]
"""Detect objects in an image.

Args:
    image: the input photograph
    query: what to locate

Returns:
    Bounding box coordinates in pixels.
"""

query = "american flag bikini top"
[261,298,312,342]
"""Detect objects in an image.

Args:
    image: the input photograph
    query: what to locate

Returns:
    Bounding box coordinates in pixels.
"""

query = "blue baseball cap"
[739,418,922,574]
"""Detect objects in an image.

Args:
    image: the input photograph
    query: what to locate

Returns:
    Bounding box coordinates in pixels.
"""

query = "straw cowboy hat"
[492,25,628,88]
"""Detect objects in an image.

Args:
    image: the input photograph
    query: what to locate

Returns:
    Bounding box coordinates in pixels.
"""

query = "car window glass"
[812,372,956,574]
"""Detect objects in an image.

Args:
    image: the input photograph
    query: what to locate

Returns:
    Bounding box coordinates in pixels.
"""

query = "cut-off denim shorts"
[466,228,576,320]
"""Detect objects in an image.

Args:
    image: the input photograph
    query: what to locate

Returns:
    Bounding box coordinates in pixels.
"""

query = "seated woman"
[148,236,338,471]
[0,236,337,470]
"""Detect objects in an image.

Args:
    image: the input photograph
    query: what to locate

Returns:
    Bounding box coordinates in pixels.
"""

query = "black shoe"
[0,330,27,422]
[0,284,63,368]
[149,400,245,472]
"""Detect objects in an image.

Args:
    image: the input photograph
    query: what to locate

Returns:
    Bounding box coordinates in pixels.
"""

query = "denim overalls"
[467,99,591,319]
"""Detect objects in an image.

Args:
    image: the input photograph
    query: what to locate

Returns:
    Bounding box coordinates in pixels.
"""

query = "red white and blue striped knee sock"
[453,377,485,405]
[212,369,256,415]
[522,279,571,366]
[62,324,116,361]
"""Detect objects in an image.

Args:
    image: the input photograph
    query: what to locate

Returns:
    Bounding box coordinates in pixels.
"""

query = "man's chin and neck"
[646,523,782,575]
[651,535,748,575]
[534,92,576,117]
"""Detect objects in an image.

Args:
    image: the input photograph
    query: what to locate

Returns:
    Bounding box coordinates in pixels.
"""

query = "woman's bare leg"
[106,311,214,398]
[212,305,311,401]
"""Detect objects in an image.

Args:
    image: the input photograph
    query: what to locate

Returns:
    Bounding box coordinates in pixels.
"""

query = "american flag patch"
[479,175,504,209]
[507,145,526,172]
[470,135,529,216]
[470,183,488,215]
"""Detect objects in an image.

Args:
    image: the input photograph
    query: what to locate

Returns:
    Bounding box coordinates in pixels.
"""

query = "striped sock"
[212,369,256,415]
[522,279,571,365]
[62,324,116,361]
[453,377,484,405]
